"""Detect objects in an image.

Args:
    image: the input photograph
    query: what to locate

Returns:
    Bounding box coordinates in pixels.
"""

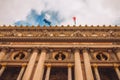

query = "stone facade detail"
[0,25,120,80]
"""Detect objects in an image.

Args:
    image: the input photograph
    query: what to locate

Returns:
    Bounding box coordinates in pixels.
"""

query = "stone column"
[0,48,7,60]
[0,63,6,77]
[45,64,51,80]
[74,49,83,80]
[68,64,72,80]
[33,48,47,80]
[83,49,94,80]
[116,49,120,60]
[93,64,100,80]
[17,64,26,80]
[114,64,120,80]
[22,48,39,80]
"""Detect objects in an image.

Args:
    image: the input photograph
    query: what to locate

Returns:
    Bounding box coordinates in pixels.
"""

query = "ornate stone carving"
[41,30,50,37]
[54,52,66,60]
[93,51,110,61]
[11,51,28,60]
[71,31,83,37]
[51,50,69,60]
[0,26,119,39]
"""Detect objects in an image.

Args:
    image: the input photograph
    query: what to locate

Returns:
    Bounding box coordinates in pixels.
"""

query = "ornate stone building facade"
[0,25,120,80]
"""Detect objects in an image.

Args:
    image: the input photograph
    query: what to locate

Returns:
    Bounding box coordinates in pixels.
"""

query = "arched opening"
[96,52,108,61]
[55,52,66,60]
[14,52,25,60]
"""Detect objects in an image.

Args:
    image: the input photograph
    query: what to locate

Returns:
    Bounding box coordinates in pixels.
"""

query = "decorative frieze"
[0,26,120,39]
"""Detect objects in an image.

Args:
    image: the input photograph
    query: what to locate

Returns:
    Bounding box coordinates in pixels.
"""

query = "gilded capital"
[1,63,7,67]
[1,48,7,53]
[114,48,120,53]
[68,63,73,67]
[82,48,89,53]
[74,48,80,53]
[33,48,39,53]
[22,63,27,67]
[113,64,119,68]
[41,48,47,53]
[46,64,51,67]
[92,64,98,68]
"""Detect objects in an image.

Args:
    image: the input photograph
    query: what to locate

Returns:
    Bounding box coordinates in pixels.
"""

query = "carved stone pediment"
[71,31,83,37]
[41,30,50,37]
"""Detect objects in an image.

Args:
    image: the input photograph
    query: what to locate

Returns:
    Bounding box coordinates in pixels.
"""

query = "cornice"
[0,25,120,31]
[0,25,120,42]
[0,37,120,42]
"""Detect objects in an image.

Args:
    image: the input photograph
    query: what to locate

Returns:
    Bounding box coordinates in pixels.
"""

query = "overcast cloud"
[0,0,120,26]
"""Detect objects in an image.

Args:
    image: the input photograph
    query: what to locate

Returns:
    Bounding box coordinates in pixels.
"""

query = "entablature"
[0,25,120,42]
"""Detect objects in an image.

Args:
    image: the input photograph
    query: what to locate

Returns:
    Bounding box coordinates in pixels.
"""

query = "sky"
[0,0,120,26]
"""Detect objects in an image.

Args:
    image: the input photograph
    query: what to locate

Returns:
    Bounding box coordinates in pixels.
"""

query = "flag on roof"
[73,16,76,25]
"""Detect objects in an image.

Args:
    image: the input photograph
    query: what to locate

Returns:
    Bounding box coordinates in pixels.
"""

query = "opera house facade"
[0,25,120,80]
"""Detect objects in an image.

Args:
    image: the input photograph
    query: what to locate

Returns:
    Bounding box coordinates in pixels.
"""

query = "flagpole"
[73,17,76,25]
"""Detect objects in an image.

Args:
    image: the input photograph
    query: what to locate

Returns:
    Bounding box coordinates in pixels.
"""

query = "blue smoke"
[14,9,63,26]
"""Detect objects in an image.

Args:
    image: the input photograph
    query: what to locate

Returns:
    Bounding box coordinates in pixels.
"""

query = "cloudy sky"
[0,0,120,26]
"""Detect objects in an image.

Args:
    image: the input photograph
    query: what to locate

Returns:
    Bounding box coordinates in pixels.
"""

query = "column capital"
[1,48,7,52]
[41,48,47,53]
[116,49,120,53]
[33,48,39,52]
[92,64,98,68]
[10,48,15,52]
[82,48,89,53]
[21,63,27,67]
[68,63,73,67]
[74,48,80,52]
[46,64,51,67]
[1,63,7,67]
[113,64,119,68]
[27,49,32,52]
[113,47,120,52]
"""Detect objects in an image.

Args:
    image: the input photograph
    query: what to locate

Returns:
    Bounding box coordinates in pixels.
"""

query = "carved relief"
[11,51,28,60]
[54,52,66,60]
[51,50,69,60]
[91,32,98,37]
[41,30,50,37]
[54,52,67,60]
[93,51,110,61]
[0,32,4,37]
[58,32,66,37]
[0,28,119,38]
[71,31,83,37]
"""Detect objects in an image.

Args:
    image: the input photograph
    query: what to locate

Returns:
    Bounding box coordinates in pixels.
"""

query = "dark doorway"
[98,67,119,80]
[50,67,68,80]
[72,67,75,80]
[0,67,21,80]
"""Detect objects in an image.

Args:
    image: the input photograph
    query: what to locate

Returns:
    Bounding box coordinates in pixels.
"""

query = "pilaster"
[68,63,72,80]
[0,63,7,77]
[74,48,83,80]
[114,64,120,80]
[22,48,39,80]
[33,48,47,80]
[83,48,94,80]
[45,64,51,80]
[17,64,26,80]
[93,64,100,80]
